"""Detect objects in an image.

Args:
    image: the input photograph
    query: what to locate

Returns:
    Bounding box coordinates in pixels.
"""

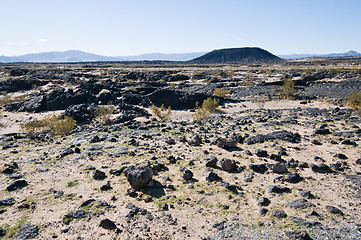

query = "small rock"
[124,165,153,190]
[205,157,218,168]
[63,210,88,224]
[271,209,287,218]
[272,163,288,174]
[10,173,23,179]
[285,172,303,183]
[220,158,237,172]
[255,149,268,157]
[249,164,268,174]
[206,171,222,182]
[0,228,6,237]
[268,185,291,194]
[215,138,237,149]
[257,197,270,207]
[164,137,175,145]
[100,181,112,191]
[259,208,268,216]
[7,180,28,191]
[298,190,313,199]
[187,135,202,146]
[99,219,117,230]
[284,230,312,240]
[182,169,193,181]
[333,153,348,159]
[13,223,39,239]
[286,198,315,209]
[313,128,330,135]
[92,169,106,180]
[325,205,344,215]
[0,197,15,206]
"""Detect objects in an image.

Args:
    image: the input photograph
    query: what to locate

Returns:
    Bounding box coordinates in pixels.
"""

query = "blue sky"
[1,0,360,56]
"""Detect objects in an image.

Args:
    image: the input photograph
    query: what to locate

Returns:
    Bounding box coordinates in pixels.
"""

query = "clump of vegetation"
[94,104,115,125]
[281,78,295,99]
[254,94,269,110]
[20,115,76,137]
[193,97,220,122]
[0,93,27,106]
[150,104,172,122]
[213,88,230,98]
[347,91,361,113]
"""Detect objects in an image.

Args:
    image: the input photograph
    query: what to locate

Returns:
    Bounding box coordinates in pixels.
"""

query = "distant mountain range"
[279,50,361,59]
[0,50,205,63]
[120,52,206,61]
[0,49,360,63]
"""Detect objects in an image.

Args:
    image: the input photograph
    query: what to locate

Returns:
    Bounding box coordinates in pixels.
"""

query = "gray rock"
[220,158,237,172]
[7,180,28,191]
[99,219,117,230]
[268,185,291,194]
[187,135,202,146]
[272,163,288,174]
[249,163,268,174]
[259,208,268,216]
[92,169,106,180]
[255,149,268,157]
[285,172,303,183]
[271,209,287,218]
[63,210,88,224]
[325,205,344,215]
[182,168,194,180]
[257,197,270,206]
[215,138,237,149]
[13,223,39,239]
[124,165,153,190]
[206,171,222,182]
[286,198,314,209]
[0,197,15,206]
[205,156,218,168]
[284,230,312,240]
[298,190,313,199]
[0,227,5,236]
[289,216,321,228]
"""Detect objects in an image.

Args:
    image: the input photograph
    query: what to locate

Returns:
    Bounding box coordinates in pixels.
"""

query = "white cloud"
[38,39,47,43]
[8,42,13,45]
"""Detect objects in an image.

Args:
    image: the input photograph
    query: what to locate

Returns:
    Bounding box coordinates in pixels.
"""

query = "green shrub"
[193,98,220,122]
[150,104,171,122]
[347,92,361,113]
[94,104,115,125]
[201,97,219,113]
[20,115,76,137]
[213,88,230,98]
[281,78,295,99]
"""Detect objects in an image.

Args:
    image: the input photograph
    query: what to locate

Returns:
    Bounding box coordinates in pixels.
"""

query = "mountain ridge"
[279,50,361,59]
[1,49,360,63]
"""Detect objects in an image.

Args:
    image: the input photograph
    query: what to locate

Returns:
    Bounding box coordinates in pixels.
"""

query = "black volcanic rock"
[189,47,283,64]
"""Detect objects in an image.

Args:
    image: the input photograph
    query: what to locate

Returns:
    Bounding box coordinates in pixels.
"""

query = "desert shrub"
[20,115,76,137]
[0,93,28,106]
[213,88,230,98]
[254,94,268,110]
[150,104,171,122]
[281,78,295,99]
[193,97,220,122]
[347,92,361,113]
[202,97,219,113]
[94,104,115,125]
